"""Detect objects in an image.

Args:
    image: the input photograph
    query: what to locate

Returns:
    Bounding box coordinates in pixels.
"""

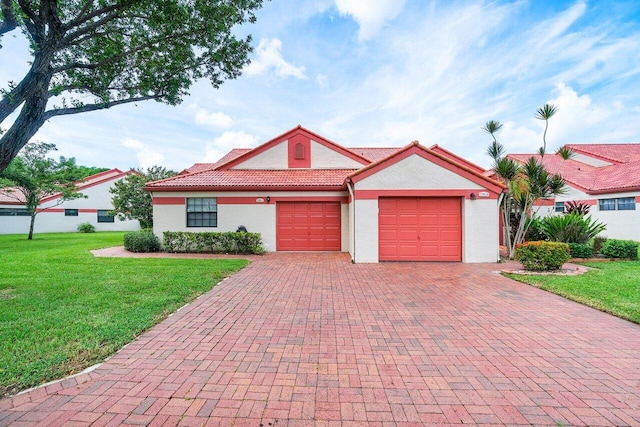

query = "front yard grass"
[507,261,640,324]
[0,232,248,397]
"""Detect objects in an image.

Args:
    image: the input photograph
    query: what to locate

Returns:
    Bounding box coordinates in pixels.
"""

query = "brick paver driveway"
[2,253,639,426]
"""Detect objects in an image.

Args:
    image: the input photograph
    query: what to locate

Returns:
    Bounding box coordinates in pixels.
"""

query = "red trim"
[216,125,370,170]
[153,197,186,205]
[636,196,640,203]
[355,189,497,200]
[533,200,555,206]
[218,196,348,204]
[146,185,345,192]
[288,134,311,168]
[349,143,505,195]
[35,208,100,213]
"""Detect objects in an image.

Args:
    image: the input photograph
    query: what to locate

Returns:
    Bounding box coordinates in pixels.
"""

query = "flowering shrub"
[514,241,570,271]
[124,231,161,252]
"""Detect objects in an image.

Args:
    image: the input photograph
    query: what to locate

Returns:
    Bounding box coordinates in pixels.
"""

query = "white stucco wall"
[0,178,139,235]
[231,142,287,169]
[553,188,640,241]
[351,153,500,263]
[311,140,365,169]
[356,154,485,190]
[463,198,500,262]
[152,190,349,252]
[351,199,379,263]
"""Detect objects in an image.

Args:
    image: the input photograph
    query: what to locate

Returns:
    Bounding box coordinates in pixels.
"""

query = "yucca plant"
[540,213,607,244]
[564,200,590,215]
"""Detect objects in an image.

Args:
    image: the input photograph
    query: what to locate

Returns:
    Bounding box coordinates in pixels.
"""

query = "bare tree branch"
[43,94,163,119]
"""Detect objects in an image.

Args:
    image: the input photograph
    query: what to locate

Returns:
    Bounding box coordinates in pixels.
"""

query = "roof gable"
[215,125,371,170]
[564,143,640,165]
[349,141,504,195]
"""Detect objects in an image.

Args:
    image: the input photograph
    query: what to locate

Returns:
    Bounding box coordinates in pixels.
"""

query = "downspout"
[497,190,505,262]
[346,178,356,263]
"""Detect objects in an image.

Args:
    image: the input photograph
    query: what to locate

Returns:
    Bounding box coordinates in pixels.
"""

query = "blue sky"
[2,0,640,171]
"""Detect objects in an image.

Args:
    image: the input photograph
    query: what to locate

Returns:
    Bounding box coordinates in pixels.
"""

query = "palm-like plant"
[485,105,569,259]
[534,103,558,158]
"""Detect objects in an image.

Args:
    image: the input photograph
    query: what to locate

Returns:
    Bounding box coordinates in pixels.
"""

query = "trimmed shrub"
[163,231,264,255]
[77,222,96,233]
[124,231,161,253]
[514,241,570,271]
[568,243,593,259]
[600,239,639,260]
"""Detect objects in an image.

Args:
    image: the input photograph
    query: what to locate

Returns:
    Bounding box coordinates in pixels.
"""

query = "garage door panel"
[379,197,461,261]
[277,202,341,251]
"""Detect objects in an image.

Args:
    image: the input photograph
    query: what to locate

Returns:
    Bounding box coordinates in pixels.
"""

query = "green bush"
[540,213,606,244]
[124,231,161,253]
[77,222,96,233]
[568,243,593,258]
[163,231,264,255]
[600,239,639,260]
[514,241,571,271]
[525,216,546,242]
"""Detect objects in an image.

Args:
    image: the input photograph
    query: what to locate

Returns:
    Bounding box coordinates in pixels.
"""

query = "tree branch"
[0,0,17,36]
[43,94,164,119]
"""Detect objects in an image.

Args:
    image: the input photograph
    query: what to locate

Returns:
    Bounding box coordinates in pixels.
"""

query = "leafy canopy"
[0,0,264,171]
[109,165,176,229]
[0,141,86,239]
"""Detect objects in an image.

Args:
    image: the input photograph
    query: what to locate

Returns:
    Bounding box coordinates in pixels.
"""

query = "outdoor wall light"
[470,193,476,200]
[266,196,271,203]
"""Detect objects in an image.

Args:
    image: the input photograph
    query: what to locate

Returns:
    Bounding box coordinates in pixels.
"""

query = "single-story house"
[0,168,141,234]
[509,143,640,241]
[145,126,505,263]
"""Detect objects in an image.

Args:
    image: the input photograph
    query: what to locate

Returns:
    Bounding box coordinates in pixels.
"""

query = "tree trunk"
[28,213,36,240]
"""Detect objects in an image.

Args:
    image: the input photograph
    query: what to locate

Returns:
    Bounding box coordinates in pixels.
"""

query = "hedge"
[600,239,638,260]
[514,241,570,271]
[163,231,264,255]
[124,231,161,253]
[568,242,593,259]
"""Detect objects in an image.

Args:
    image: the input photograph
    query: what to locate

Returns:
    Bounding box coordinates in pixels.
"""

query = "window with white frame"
[186,197,217,227]
[554,201,565,213]
[598,197,635,211]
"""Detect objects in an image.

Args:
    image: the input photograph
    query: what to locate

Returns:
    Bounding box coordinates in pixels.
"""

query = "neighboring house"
[0,169,141,234]
[146,126,504,263]
[509,143,640,241]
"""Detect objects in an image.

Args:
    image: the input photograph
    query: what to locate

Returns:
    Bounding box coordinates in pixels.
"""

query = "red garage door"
[379,197,462,261]
[277,202,341,251]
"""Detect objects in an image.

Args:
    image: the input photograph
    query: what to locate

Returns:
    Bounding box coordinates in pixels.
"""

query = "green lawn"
[0,232,248,397]
[507,261,640,324]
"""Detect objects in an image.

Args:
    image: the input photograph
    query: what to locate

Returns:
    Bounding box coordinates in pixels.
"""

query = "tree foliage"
[109,165,175,229]
[485,104,571,259]
[0,141,86,239]
[0,0,264,172]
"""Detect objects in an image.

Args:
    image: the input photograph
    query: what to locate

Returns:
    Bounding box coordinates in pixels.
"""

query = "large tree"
[110,165,175,229]
[0,0,263,172]
[0,141,86,239]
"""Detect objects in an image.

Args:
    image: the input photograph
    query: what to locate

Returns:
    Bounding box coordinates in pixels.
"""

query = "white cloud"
[244,38,307,79]
[194,109,233,128]
[334,0,405,40]
[203,130,260,163]
[122,137,164,169]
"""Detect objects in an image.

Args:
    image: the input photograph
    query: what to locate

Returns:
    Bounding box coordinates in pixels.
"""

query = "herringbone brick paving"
[1,253,639,426]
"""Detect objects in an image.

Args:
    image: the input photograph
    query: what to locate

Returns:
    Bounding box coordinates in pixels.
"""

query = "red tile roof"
[508,149,640,194]
[565,143,640,164]
[145,169,356,191]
